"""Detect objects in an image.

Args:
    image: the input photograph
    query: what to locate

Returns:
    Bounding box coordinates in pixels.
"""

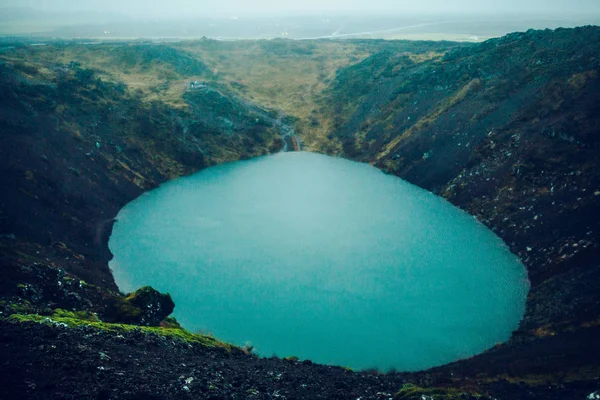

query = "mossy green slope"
[5,313,232,350]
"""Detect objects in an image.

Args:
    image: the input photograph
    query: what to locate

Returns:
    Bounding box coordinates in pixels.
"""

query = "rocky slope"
[1,29,599,399]
[0,50,283,290]
[315,25,600,386]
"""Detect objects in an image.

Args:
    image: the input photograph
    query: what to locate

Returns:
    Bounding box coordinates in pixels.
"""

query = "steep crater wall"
[1,29,599,389]
[313,26,600,382]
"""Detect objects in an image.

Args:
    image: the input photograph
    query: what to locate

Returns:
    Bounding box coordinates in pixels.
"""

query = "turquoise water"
[109,152,529,371]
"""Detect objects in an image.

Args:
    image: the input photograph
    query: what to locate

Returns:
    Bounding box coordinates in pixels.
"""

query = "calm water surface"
[109,152,529,371]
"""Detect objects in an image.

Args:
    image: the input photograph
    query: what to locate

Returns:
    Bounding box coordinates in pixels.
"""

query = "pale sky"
[2,0,599,18]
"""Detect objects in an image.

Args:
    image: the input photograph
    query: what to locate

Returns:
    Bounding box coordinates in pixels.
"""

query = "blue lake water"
[109,152,529,371]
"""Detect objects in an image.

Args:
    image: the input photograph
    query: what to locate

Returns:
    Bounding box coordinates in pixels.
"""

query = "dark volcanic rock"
[0,56,281,289]
[319,26,600,386]
[105,286,175,326]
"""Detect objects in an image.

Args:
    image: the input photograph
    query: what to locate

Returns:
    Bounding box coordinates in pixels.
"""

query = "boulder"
[105,286,175,326]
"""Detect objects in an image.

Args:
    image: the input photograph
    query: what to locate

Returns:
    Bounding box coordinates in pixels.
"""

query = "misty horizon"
[1,0,599,40]
[1,0,600,20]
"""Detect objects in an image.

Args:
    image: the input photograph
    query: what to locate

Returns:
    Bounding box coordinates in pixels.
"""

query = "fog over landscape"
[1,0,599,39]
[3,0,600,17]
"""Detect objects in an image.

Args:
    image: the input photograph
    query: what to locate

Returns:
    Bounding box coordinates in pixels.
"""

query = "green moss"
[51,308,100,322]
[394,384,481,400]
[125,286,152,301]
[108,296,142,320]
[284,356,299,362]
[5,313,232,350]
[64,276,93,288]
[105,286,175,326]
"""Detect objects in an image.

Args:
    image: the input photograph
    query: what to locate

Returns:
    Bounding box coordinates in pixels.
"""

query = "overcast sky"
[2,0,599,18]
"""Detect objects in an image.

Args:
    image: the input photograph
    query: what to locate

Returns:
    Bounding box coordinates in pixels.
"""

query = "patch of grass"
[180,40,375,148]
[51,308,100,322]
[183,40,363,115]
[4,45,206,108]
[2,39,453,155]
[5,313,233,350]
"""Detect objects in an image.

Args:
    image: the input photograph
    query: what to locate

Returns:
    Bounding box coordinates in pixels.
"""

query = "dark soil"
[2,319,598,400]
